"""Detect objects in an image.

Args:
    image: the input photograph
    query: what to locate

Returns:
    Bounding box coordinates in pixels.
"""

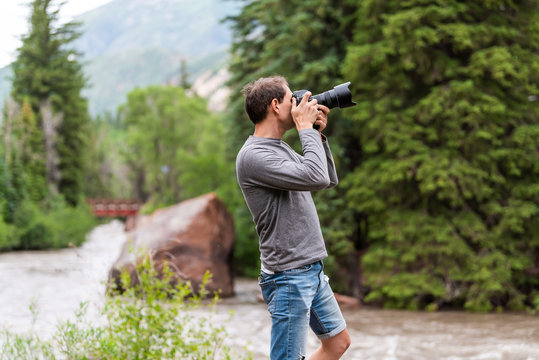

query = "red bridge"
[86,198,143,217]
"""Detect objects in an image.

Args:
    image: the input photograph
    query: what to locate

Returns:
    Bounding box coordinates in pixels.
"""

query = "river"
[0,221,538,360]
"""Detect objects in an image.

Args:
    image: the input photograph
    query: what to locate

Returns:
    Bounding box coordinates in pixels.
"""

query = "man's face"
[280,86,294,128]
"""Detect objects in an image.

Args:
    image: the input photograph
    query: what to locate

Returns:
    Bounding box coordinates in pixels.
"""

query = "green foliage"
[0,151,20,223]
[120,85,230,210]
[87,257,246,359]
[0,97,94,252]
[1,98,46,210]
[225,0,539,311]
[85,112,132,198]
[10,0,90,205]
[8,99,47,202]
[0,215,17,250]
[342,0,539,311]
[0,330,56,360]
[0,255,251,359]
[0,196,96,251]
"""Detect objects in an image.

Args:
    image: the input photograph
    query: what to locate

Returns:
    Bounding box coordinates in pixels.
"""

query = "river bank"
[0,221,537,359]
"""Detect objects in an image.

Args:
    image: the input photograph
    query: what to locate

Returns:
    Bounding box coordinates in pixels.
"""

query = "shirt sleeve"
[238,129,331,191]
[321,134,339,188]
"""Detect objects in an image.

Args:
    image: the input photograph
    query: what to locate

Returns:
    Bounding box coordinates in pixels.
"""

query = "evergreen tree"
[1,98,45,215]
[11,0,89,205]
[343,0,539,310]
[15,99,47,202]
[0,156,17,250]
[1,100,23,222]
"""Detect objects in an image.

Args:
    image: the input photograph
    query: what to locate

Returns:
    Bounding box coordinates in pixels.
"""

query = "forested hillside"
[0,0,240,115]
[75,0,240,115]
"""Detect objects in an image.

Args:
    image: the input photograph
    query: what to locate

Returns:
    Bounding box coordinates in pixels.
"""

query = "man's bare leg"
[309,328,351,360]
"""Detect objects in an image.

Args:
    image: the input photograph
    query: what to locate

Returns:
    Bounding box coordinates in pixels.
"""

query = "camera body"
[292,82,356,129]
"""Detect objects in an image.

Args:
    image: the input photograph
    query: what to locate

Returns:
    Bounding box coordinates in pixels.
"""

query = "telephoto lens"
[292,82,356,109]
[292,82,356,129]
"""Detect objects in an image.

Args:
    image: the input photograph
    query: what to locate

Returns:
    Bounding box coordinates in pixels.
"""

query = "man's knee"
[324,329,351,356]
[335,330,351,354]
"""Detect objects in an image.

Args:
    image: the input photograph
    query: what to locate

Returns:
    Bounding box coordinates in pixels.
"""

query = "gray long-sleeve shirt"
[236,128,338,272]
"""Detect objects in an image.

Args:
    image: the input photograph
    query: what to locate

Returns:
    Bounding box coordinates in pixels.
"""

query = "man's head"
[242,76,290,124]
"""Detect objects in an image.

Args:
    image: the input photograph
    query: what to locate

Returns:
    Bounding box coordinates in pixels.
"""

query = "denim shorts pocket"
[259,278,277,314]
[284,263,313,274]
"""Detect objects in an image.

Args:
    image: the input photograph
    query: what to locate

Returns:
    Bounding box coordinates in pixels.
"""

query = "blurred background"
[0,0,538,359]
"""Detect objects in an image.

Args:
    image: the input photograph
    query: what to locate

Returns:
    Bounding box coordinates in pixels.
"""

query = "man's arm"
[237,130,331,192]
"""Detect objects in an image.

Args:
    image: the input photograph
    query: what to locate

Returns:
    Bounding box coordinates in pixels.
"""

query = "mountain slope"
[75,0,236,59]
[0,0,239,116]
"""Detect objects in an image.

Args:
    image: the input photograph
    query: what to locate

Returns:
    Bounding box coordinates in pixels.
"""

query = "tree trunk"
[40,99,62,192]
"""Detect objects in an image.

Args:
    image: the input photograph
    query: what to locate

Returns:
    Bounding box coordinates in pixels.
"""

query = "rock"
[123,215,138,232]
[123,213,150,232]
[190,68,231,112]
[334,293,361,310]
[109,193,235,297]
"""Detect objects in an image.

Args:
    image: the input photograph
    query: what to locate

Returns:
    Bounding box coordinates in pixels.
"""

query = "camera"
[292,81,356,109]
[292,82,356,129]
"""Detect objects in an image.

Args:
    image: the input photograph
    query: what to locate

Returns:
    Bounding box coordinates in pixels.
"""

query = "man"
[236,76,351,360]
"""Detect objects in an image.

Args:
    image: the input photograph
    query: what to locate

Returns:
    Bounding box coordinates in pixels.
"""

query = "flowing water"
[0,221,538,360]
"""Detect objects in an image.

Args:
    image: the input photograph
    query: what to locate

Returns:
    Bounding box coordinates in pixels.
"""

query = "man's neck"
[253,119,288,139]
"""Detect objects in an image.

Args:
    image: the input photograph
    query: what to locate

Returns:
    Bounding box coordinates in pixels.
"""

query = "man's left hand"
[315,104,330,133]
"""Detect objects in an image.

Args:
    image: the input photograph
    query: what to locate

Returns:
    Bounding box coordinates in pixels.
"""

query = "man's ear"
[270,98,280,114]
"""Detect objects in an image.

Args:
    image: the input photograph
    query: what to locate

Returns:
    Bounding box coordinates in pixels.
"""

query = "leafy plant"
[1,254,251,359]
[1,196,96,251]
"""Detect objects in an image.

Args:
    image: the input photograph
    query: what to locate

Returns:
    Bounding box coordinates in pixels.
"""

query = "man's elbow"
[328,178,339,189]
[310,174,331,190]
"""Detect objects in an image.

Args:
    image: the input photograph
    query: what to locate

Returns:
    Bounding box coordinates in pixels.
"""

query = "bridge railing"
[86,198,143,217]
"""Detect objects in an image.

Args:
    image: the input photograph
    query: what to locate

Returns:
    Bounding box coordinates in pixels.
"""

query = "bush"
[12,199,57,250]
[0,216,17,251]
[46,196,96,248]
[2,197,96,251]
[1,255,252,359]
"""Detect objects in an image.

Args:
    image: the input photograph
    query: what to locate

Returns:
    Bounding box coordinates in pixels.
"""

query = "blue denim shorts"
[258,260,347,360]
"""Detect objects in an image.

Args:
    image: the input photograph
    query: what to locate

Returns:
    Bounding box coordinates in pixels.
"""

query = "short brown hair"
[242,76,288,124]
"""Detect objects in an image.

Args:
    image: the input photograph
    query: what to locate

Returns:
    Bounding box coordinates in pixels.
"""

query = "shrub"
[2,197,96,251]
[1,255,252,359]
[0,216,17,251]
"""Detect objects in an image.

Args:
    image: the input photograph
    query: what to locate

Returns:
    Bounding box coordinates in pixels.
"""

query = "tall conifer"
[343,0,539,310]
[11,0,89,205]
[227,0,539,310]
[17,99,47,202]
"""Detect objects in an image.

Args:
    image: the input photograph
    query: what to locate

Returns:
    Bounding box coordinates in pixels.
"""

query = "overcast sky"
[0,0,113,68]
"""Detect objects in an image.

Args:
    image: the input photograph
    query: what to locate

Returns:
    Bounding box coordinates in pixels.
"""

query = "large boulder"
[109,193,235,297]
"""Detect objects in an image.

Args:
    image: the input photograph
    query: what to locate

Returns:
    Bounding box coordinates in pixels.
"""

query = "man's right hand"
[291,91,319,131]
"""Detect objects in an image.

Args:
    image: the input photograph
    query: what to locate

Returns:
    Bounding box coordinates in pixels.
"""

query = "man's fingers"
[317,104,330,115]
[301,91,312,105]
